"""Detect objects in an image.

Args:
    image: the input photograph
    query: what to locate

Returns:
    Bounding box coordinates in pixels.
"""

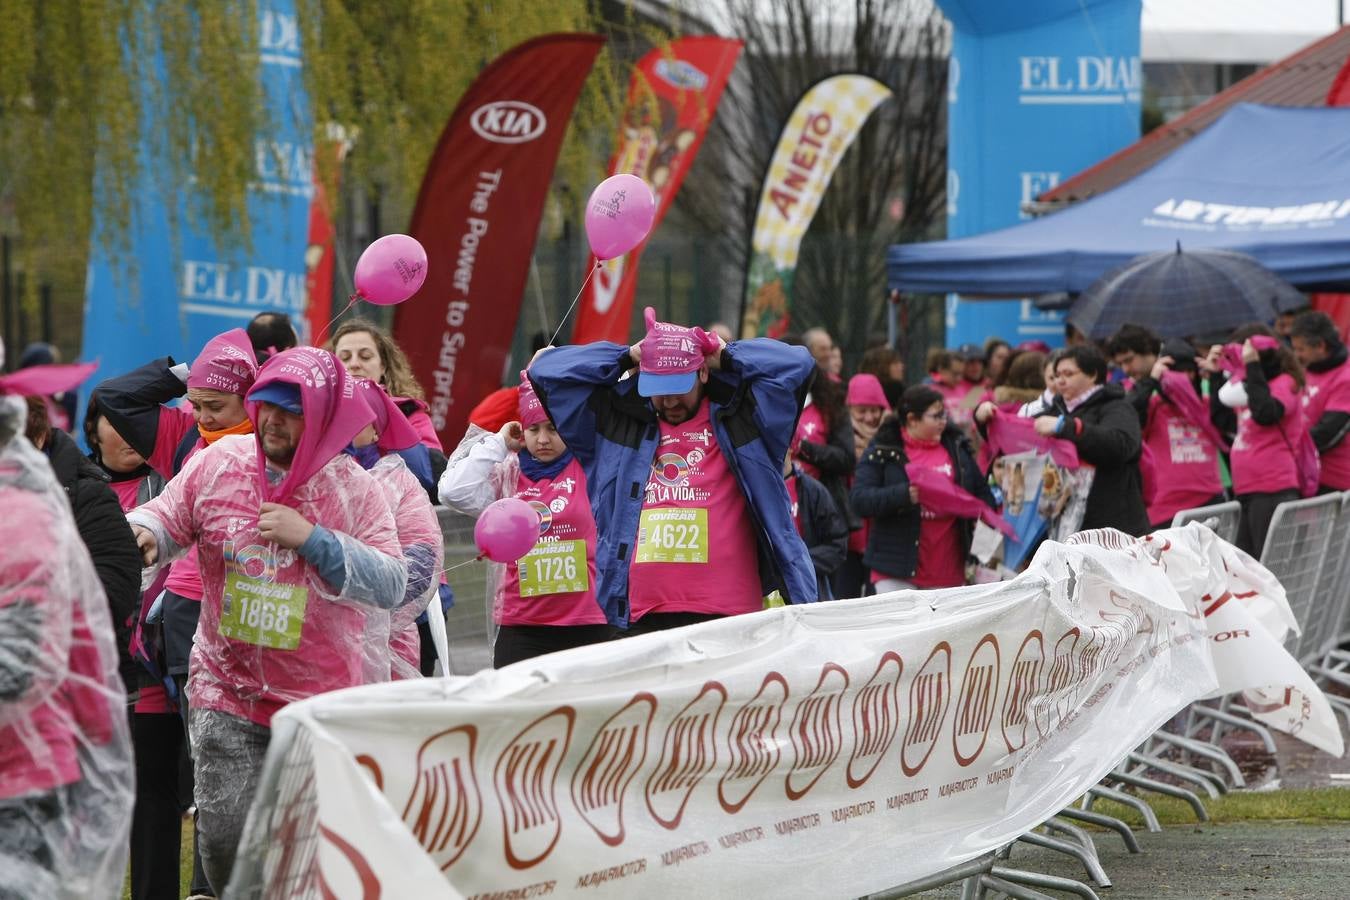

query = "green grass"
[1085,786,1350,827]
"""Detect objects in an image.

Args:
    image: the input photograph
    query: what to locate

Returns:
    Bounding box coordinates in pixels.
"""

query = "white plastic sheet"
[0,397,133,898]
[232,528,1235,899]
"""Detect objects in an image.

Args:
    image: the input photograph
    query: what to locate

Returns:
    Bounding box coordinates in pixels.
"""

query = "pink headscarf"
[187,328,258,396]
[246,347,374,503]
[517,370,548,427]
[353,378,421,452]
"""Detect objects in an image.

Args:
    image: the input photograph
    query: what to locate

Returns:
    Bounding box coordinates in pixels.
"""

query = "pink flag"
[985,411,1080,469]
[0,361,98,398]
[1159,370,1230,453]
[905,463,1014,537]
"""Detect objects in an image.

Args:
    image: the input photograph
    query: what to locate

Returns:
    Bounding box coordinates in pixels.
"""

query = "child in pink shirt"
[439,371,608,667]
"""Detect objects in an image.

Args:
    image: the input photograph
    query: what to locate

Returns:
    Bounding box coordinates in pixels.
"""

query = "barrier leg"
[1015,831,1111,887]
[1087,785,1162,833]
[978,874,1059,900]
[1043,817,1098,853]
[1107,771,1209,822]
[1189,703,1278,754]
[1143,731,1245,788]
[1055,807,1141,853]
[1127,751,1225,797]
[989,868,1101,900]
[859,855,993,898]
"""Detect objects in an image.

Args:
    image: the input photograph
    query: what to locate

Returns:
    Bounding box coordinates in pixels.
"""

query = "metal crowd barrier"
[1169,500,1241,544]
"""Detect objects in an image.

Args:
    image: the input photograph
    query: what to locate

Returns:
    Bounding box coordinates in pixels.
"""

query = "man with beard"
[126,347,406,894]
[529,307,818,634]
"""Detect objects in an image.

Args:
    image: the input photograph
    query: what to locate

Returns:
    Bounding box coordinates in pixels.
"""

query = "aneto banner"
[223,525,1349,898]
[570,36,742,345]
[739,74,891,338]
[393,34,606,450]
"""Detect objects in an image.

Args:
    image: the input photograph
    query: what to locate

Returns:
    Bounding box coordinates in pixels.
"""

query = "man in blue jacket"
[529,307,818,633]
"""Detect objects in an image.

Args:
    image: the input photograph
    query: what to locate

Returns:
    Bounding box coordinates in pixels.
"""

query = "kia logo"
[645,681,727,829]
[718,672,789,813]
[901,642,951,777]
[471,100,547,144]
[402,725,482,870]
[785,663,848,800]
[571,693,656,847]
[1002,630,1044,753]
[493,707,575,869]
[846,653,903,789]
[953,634,1001,767]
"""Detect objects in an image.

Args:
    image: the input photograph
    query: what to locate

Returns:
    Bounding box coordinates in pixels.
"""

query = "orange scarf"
[198,418,254,444]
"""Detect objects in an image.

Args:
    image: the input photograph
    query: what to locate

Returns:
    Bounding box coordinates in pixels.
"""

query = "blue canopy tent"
[888,104,1350,296]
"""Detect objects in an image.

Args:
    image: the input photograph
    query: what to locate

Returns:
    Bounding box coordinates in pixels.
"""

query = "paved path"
[917,821,1350,899]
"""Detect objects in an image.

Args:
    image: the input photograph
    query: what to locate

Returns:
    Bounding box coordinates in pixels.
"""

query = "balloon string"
[548,261,602,347]
[443,553,486,574]
[314,294,359,347]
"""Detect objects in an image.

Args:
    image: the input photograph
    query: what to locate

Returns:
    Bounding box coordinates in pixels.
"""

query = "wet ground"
[911,711,1350,898]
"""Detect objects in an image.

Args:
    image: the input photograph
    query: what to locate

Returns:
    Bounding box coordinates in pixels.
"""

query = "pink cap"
[636,306,720,397]
[846,373,889,408]
[1250,335,1279,352]
[517,370,548,427]
[187,329,258,396]
[352,377,421,452]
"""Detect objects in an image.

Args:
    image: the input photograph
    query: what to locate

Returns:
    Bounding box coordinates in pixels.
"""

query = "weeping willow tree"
[0,0,643,349]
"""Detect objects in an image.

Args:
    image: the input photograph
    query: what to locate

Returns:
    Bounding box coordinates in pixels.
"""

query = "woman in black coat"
[1024,344,1150,536]
[850,386,996,590]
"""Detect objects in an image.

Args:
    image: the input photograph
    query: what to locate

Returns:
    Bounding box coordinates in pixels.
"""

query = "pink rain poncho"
[0,382,133,895]
[353,377,442,679]
[127,348,408,727]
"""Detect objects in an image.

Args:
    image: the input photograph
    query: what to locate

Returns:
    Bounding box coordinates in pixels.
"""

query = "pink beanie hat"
[517,370,548,427]
[846,373,889,408]
[187,328,258,396]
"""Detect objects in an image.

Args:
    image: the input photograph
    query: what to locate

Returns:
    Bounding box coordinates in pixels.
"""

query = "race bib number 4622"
[635,508,709,564]
[219,573,308,650]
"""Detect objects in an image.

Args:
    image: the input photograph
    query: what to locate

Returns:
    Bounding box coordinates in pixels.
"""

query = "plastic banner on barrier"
[234,531,1228,898]
[1135,526,1345,756]
[740,75,892,338]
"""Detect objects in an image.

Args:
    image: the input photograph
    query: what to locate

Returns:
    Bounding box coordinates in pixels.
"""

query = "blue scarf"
[519,448,573,482]
[343,443,381,469]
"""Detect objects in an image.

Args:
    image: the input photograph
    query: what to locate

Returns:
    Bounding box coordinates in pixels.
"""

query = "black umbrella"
[1067,245,1307,340]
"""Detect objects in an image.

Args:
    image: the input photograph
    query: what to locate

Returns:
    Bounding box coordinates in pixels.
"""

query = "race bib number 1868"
[219,573,308,650]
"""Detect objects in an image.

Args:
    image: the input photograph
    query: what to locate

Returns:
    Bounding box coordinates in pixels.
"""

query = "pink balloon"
[584,174,657,261]
[474,498,540,563]
[353,234,428,305]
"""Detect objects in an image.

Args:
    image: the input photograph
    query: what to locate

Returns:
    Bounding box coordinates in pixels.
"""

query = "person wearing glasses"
[851,385,995,592]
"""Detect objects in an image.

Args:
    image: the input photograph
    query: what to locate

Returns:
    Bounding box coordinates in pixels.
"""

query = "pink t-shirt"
[933,380,979,432]
[502,457,606,627]
[109,473,173,715]
[145,406,208,602]
[1144,394,1223,525]
[1303,362,1350,489]
[792,404,827,480]
[1231,373,1303,495]
[901,433,964,589]
[628,404,761,620]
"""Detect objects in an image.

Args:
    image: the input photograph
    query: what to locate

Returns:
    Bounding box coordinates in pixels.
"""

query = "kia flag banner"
[570,37,742,345]
[393,34,605,450]
[740,75,891,338]
[225,524,1350,898]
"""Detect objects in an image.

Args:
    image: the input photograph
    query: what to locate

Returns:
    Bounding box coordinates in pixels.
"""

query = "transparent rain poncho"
[366,453,441,680]
[126,434,407,728]
[0,396,133,898]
